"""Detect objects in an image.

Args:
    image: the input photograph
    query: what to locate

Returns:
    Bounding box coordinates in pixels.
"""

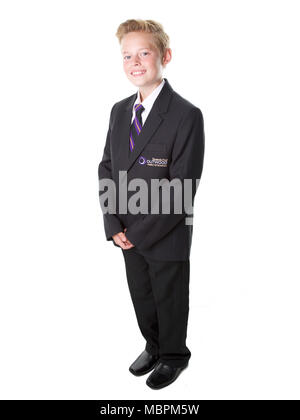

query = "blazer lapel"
[115,78,174,173]
[115,94,137,170]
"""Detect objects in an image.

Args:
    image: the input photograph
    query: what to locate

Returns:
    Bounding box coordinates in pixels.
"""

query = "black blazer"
[98,78,205,261]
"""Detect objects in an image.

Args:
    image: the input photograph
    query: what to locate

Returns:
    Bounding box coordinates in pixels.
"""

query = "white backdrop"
[0,0,299,400]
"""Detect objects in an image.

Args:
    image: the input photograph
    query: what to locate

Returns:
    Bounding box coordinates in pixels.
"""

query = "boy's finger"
[118,232,127,242]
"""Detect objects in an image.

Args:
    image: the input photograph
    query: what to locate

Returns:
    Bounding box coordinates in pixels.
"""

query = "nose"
[133,54,141,65]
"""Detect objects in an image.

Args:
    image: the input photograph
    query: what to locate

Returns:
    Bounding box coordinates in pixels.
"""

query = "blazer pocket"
[143,143,167,152]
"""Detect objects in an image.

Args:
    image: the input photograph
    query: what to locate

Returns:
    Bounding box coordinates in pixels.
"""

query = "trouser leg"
[145,257,191,368]
[121,248,159,356]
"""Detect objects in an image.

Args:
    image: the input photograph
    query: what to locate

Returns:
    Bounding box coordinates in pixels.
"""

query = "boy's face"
[121,31,169,89]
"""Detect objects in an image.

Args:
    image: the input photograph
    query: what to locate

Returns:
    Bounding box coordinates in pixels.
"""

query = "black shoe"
[146,362,188,389]
[129,350,160,376]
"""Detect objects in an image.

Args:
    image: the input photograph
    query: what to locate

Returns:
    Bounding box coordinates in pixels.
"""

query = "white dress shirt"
[131,78,165,126]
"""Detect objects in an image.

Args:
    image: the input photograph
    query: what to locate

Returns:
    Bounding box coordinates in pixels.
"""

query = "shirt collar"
[134,78,165,112]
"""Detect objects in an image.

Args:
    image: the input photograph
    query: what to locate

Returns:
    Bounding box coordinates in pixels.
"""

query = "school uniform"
[98,77,205,371]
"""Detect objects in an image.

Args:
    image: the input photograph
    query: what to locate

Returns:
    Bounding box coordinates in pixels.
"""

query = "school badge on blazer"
[138,155,168,167]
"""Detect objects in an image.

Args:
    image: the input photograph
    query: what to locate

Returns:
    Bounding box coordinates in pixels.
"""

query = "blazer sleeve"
[125,106,205,250]
[98,104,124,242]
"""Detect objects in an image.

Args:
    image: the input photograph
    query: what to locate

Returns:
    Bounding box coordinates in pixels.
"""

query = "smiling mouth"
[131,70,146,77]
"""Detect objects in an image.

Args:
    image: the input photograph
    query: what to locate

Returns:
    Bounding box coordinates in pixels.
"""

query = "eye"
[124,55,130,60]
[141,52,149,56]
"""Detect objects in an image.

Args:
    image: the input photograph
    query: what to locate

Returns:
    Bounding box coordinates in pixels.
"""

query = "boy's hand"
[124,228,135,248]
[112,230,135,249]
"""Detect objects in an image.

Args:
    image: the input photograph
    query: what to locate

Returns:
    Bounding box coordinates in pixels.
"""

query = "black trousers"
[121,247,191,368]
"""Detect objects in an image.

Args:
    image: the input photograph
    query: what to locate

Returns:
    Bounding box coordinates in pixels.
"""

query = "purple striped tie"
[129,103,145,152]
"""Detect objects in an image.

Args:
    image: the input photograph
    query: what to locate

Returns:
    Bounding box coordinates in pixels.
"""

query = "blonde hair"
[116,19,170,63]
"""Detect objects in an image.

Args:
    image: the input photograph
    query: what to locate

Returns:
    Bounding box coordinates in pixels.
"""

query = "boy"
[98,19,205,389]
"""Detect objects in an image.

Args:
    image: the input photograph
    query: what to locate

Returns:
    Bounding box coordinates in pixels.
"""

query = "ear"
[162,48,172,66]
